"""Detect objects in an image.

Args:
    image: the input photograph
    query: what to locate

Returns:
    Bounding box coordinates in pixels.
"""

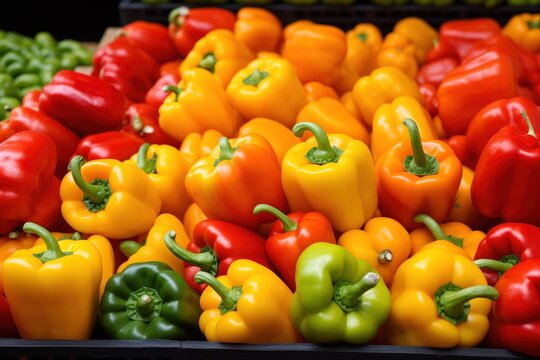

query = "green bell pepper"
[100,261,203,340]
[34,32,57,49]
[290,242,391,344]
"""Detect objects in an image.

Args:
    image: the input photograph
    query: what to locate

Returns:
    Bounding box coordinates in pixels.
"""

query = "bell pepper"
[393,17,438,65]
[304,82,339,102]
[0,294,17,337]
[179,129,223,163]
[474,223,540,286]
[168,7,236,57]
[419,83,438,117]
[39,70,126,136]
[503,14,540,54]
[376,119,462,231]
[226,58,307,128]
[282,122,377,233]
[296,98,369,145]
[352,67,422,128]
[101,261,203,340]
[234,7,282,55]
[381,32,417,60]
[60,155,161,239]
[164,218,275,294]
[144,73,181,110]
[195,259,301,343]
[237,117,300,164]
[1,106,80,177]
[472,112,540,225]
[291,242,391,344]
[416,58,458,86]
[387,246,498,347]
[0,231,36,295]
[3,222,102,339]
[180,29,254,87]
[160,60,182,77]
[185,134,287,229]
[466,97,540,159]
[282,23,347,87]
[334,63,359,96]
[159,68,240,142]
[376,47,418,79]
[122,103,178,147]
[340,91,361,120]
[345,23,382,78]
[183,203,208,240]
[338,217,411,286]
[253,204,336,291]
[0,131,58,231]
[447,166,487,228]
[123,21,178,64]
[21,90,41,111]
[118,213,189,274]
[444,135,477,170]
[371,96,438,162]
[73,131,144,161]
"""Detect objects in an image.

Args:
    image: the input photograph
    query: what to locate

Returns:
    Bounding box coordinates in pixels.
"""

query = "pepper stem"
[136,294,154,316]
[164,231,218,275]
[414,214,463,248]
[131,115,143,132]
[521,110,537,139]
[168,6,189,27]
[194,271,242,314]
[8,231,18,240]
[293,122,343,164]
[474,259,514,274]
[437,284,498,324]
[68,156,110,207]
[23,222,67,263]
[527,19,540,29]
[357,32,368,43]
[120,241,143,257]
[163,85,183,102]
[253,204,297,232]
[403,119,439,176]
[198,52,217,73]
[243,69,269,86]
[378,249,393,263]
[136,143,157,174]
[334,272,379,312]
[213,137,237,166]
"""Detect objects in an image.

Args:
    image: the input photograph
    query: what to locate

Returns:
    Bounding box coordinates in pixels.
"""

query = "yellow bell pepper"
[3,222,102,339]
[382,32,417,58]
[371,96,438,161]
[125,143,192,219]
[159,68,241,143]
[183,203,208,240]
[334,63,359,95]
[0,232,36,295]
[340,91,362,122]
[117,214,190,274]
[352,67,422,128]
[196,259,302,343]
[338,217,411,286]
[502,13,540,54]
[227,58,307,128]
[180,29,254,87]
[387,247,498,348]
[282,122,377,233]
[447,166,486,228]
[393,17,437,65]
[179,129,223,164]
[60,156,161,239]
[237,117,301,164]
[376,48,418,79]
[345,23,382,78]
[296,97,370,145]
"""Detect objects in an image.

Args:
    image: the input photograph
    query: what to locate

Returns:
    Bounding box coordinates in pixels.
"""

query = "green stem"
[474,259,514,274]
[521,110,537,139]
[168,6,189,27]
[136,294,154,316]
[243,69,269,86]
[402,119,439,176]
[213,137,237,166]
[163,84,183,102]
[527,19,540,29]
[8,231,18,240]
[68,156,109,207]
[334,272,379,312]
[357,32,368,43]
[136,143,157,174]
[414,214,463,247]
[120,241,143,257]
[378,249,393,263]
[292,122,343,164]
[23,222,67,263]
[131,115,143,132]
[194,271,242,314]
[164,231,218,275]
[198,52,217,74]
[437,284,498,324]
[253,204,297,232]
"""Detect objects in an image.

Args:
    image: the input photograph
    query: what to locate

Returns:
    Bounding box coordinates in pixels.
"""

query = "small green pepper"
[73,48,94,66]
[14,73,41,89]
[35,32,57,49]
[6,62,26,78]
[39,70,55,86]
[60,53,78,70]
[0,40,18,56]
[58,39,84,53]
[0,96,21,111]
[0,52,24,68]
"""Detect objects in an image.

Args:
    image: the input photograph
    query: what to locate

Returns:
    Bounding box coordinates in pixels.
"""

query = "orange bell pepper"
[345,23,382,78]
[340,91,361,121]
[234,7,282,55]
[382,32,417,58]
[393,17,438,65]
[179,129,223,164]
[376,48,418,79]
[0,231,36,295]
[304,82,339,102]
[502,13,540,54]
[183,203,208,240]
[334,63,359,95]
[447,166,486,228]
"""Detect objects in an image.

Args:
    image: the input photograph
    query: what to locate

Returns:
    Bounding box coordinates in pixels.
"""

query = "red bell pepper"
[73,131,144,161]
[168,6,236,57]
[474,223,540,286]
[39,70,126,136]
[471,112,540,226]
[122,103,178,146]
[92,37,160,103]
[164,219,275,294]
[122,21,178,64]
[0,295,18,338]
[1,107,80,177]
[416,58,458,87]
[443,135,477,170]
[419,83,438,117]
[253,204,336,291]
[21,90,41,111]
[160,60,181,78]
[144,73,180,109]
[466,97,540,159]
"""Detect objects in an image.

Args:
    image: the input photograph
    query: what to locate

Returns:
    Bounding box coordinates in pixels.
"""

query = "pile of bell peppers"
[1,7,540,358]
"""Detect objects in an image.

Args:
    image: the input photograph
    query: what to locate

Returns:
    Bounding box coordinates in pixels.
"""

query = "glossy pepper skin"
[39,70,126,136]
[234,7,282,55]
[123,21,178,64]
[387,246,498,347]
[0,232,36,295]
[180,29,254,87]
[472,115,540,226]
[3,223,102,339]
[447,166,486,228]
[60,156,161,239]
[168,7,236,57]
[376,47,418,79]
[474,223,540,286]
[21,90,41,111]
[185,134,287,230]
[503,14,540,54]
[122,103,179,147]
[416,58,458,87]
[291,243,391,344]
[159,69,240,142]
[183,203,208,240]
[282,122,377,233]
[304,82,339,102]
[345,23,382,78]
[101,261,203,340]
[73,131,144,162]
[144,72,181,110]
[164,219,274,294]
[393,17,438,65]
[179,129,223,164]
[196,259,301,343]
[227,58,307,128]
[338,217,411,286]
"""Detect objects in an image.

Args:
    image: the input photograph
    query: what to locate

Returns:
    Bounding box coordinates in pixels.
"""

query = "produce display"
[1,5,540,359]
